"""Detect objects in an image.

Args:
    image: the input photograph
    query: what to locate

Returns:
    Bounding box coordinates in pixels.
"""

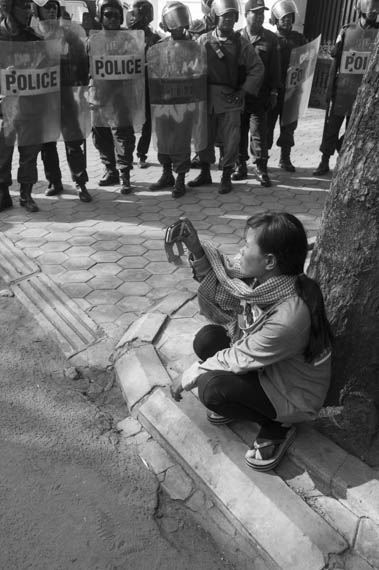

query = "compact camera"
[164,218,191,263]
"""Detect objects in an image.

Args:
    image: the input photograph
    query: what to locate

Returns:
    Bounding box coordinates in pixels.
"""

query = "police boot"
[172,172,186,199]
[0,184,13,212]
[232,161,248,181]
[76,182,92,202]
[219,167,233,194]
[98,169,120,186]
[253,159,272,187]
[45,181,63,196]
[279,147,296,172]
[313,154,330,176]
[19,184,39,213]
[149,165,175,191]
[120,170,132,195]
[188,163,212,187]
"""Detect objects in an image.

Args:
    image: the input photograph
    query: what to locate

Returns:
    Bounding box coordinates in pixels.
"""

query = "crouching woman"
[171,212,332,471]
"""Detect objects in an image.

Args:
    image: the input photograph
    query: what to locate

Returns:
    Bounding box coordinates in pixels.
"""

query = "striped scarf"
[197,242,298,338]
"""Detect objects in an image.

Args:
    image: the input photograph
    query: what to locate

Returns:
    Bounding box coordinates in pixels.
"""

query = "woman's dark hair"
[246,212,333,362]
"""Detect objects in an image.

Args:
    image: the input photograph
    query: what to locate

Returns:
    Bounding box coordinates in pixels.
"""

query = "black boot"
[188,163,212,187]
[253,159,272,187]
[172,172,186,198]
[232,161,248,181]
[98,169,119,186]
[76,182,92,202]
[313,154,330,176]
[150,165,175,191]
[279,148,296,172]
[0,184,13,212]
[19,184,39,213]
[45,181,63,196]
[219,167,233,194]
[120,170,132,195]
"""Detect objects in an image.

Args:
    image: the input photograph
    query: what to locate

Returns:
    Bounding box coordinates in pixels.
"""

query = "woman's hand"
[181,218,204,259]
[170,374,184,402]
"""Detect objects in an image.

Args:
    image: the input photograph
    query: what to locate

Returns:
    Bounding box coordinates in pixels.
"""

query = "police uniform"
[0,16,42,212]
[39,21,90,199]
[316,21,379,167]
[267,28,306,152]
[237,25,280,184]
[194,29,264,172]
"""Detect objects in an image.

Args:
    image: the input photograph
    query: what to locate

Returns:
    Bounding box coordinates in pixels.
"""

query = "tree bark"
[308,35,379,459]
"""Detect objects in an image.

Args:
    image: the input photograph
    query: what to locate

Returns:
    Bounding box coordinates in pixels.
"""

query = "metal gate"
[304,0,357,43]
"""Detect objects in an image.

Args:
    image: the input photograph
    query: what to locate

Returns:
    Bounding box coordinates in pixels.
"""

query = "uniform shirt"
[0,17,41,41]
[239,25,280,100]
[198,28,264,96]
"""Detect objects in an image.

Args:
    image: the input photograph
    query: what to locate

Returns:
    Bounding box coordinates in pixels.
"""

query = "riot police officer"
[33,0,92,202]
[149,1,195,198]
[0,0,42,213]
[267,0,306,172]
[313,0,379,176]
[233,0,280,187]
[91,0,137,194]
[126,0,160,169]
[188,0,264,194]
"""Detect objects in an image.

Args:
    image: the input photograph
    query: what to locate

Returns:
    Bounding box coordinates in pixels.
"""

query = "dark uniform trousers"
[319,112,349,157]
[267,92,298,149]
[0,128,39,186]
[92,126,136,175]
[239,99,268,163]
[41,88,88,186]
[198,108,241,170]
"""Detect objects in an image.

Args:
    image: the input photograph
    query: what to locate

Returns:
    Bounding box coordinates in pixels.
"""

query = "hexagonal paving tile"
[37,252,69,265]
[61,282,92,298]
[145,261,176,274]
[68,236,97,246]
[39,241,71,252]
[117,268,151,282]
[89,304,125,323]
[91,240,121,251]
[58,270,93,283]
[117,295,151,312]
[117,282,151,297]
[63,258,95,271]
[117,244,147,256]
[89,276,123,290]
[89,263,122,277]
[86,289,123,305]
[90,251,123,263]
[117,234,145,245]
[144,249,167,262]
[66,246,95,257]
[116,256,148,269]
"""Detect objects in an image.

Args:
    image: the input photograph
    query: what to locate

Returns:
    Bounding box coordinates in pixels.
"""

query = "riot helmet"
[356,0,379,18]
[32,0,61,19]
[211,0,239,21]
[0,0,34,25]
[245,0,268,13]
[96,0,123,25]
[269,0,298,25]
[126,0,153,29]
[160,1,191,31]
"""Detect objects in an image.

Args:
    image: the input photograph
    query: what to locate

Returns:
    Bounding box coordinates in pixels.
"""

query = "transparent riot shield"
[0,39,61,146]
[333,25,378,116]
[281,35,321,126]
[147,39,207,155]
[32,19,91,141]
[88,29,145,130]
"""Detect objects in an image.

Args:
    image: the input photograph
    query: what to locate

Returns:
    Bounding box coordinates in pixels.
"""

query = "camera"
[164,218,190,245]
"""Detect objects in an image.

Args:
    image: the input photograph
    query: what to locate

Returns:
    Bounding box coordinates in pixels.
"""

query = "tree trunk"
[308,35,379,460]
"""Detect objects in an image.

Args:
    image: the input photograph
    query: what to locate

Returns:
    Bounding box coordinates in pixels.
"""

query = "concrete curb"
[114,300,379,570]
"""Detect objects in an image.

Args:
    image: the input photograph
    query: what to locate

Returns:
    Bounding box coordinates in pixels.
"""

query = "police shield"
[33,19,91,141]
[88,29,145,129]
[333,25,378,116]
[0,39,61,146]
[281,35,321,126]
[147,39,207,155]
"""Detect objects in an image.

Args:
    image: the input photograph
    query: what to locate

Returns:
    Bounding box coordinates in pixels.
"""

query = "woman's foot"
[245,426,296,471]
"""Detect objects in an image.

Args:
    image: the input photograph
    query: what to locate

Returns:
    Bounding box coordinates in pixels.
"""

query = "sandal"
[206,410,233,425]
[245,426,296,471]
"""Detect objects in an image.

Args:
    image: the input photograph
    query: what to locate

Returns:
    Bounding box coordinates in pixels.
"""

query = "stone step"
[137,388,347,570]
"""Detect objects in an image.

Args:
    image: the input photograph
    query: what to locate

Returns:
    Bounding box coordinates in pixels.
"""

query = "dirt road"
[0,279,236,570]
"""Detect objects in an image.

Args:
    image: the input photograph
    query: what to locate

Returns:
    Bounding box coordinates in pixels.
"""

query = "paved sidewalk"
[2,109,334,350]
[6,109,379,570]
